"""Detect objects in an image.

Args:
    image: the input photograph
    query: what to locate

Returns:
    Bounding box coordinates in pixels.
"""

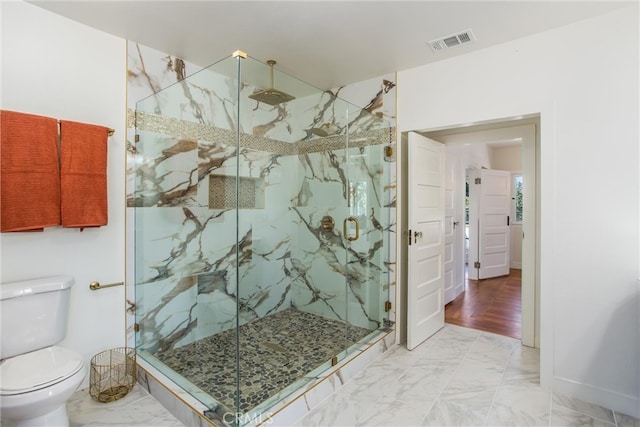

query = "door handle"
[343,216,360,241]
[414,230,423,244]
[453,221,460,229]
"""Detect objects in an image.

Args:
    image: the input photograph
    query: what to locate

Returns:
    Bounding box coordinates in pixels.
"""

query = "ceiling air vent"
[428,29,476,52]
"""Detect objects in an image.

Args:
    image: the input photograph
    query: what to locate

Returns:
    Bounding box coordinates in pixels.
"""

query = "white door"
[444,150,463,304]
[407,132,445,350]
[475,169,511,279]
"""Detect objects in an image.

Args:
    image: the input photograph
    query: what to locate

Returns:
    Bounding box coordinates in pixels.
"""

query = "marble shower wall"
[289,142,391,331]
[126,42,396,353]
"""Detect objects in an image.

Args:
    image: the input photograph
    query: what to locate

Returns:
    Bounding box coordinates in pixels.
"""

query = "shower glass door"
[344,104,393,352]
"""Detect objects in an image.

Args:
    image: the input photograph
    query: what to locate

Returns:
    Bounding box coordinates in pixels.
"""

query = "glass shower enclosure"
[132,51,394,423]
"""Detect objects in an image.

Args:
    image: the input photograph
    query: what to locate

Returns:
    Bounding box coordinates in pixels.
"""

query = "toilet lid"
[0,346,83,395]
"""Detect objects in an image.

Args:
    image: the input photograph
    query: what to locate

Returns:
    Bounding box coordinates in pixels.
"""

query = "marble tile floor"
[294,324,640,427]
[68,383,183,426]
[67,324,640,427]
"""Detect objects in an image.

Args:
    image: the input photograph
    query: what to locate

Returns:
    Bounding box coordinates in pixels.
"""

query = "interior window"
[513,174,523,223]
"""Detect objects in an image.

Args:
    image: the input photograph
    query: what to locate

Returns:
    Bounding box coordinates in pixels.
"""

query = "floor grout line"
[481,343,517,426]
[548,386,554,427]
[419,328,480,425]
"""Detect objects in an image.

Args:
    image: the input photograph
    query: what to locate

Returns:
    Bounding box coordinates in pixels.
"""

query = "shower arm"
[267,60,276,89]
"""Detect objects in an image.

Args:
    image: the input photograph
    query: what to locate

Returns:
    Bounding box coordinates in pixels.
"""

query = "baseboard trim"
[553,376,640,418]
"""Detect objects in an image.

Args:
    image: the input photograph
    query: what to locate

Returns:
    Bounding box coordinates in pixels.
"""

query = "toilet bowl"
[1,347,87,426]
[0,276,87,427]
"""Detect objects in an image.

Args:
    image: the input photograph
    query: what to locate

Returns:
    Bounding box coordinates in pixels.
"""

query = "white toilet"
[0,276,87,427]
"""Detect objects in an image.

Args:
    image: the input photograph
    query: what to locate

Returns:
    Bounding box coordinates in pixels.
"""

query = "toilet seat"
[0,346,83,396]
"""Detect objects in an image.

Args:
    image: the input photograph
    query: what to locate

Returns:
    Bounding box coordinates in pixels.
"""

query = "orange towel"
[1,110,61,232]
[59,120,109,229]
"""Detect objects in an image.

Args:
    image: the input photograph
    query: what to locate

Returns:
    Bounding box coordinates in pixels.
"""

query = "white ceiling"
[29,1,632,90]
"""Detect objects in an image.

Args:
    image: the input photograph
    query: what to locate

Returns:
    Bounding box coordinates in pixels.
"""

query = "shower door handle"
[343,216,360,241]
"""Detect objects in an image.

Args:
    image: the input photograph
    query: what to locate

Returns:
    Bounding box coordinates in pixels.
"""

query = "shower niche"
[132,51,396,425]
[208,174,265,209]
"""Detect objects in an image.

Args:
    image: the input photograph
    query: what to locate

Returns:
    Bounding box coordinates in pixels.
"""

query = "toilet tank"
[0,276,74,360]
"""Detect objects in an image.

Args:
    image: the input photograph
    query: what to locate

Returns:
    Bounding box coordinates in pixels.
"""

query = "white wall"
[490,145,522,171]
[398,5,639,417]
[0,1,126,388]
[463,143,492,170]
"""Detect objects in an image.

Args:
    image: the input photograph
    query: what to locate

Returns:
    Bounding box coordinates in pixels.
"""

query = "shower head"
[249,88,295,106]
[248,60,295,106]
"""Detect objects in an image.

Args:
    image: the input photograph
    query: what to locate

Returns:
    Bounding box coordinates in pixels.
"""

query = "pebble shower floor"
[156,308,371,412]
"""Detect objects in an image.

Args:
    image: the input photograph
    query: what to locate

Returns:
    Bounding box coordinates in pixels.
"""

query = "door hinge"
[474,261,481,269]
[405,229,412,246]
[134,323,140,332]
[135,134,140,142]
[384,301,392,312]
[475,177,481,184]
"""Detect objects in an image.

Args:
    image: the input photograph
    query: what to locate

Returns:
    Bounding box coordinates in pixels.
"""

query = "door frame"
[398,116,539,348]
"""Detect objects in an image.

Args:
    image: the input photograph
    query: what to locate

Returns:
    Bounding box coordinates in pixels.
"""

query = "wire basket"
[89,347,136,403]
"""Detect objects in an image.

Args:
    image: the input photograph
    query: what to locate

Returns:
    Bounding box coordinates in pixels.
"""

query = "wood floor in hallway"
[445,268,522,339]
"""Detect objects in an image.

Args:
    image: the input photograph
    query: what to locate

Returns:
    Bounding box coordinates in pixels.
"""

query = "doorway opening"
[418,115,539,347]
